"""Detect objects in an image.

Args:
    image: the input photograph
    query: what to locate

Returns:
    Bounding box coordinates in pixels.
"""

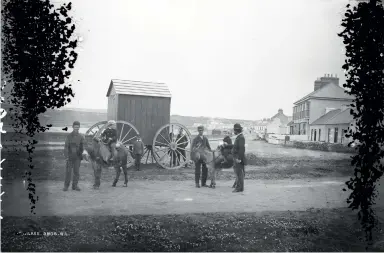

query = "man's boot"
[196,183,200,188]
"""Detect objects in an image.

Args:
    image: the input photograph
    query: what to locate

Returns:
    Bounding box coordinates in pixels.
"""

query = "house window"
[303,123,306,135]
[318,129,321,141]
[334,128,339,143]
[311,129,313,141]
[298,124,301,135]
[314,129,317,141]
[328,128,331,142]
[341,129,345,143]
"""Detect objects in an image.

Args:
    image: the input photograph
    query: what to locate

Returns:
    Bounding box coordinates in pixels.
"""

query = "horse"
[83,137,131,189]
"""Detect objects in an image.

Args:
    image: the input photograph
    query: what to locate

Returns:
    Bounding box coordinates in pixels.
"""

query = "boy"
[133,135,145,171]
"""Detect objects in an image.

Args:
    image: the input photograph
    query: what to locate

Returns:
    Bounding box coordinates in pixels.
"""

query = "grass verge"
[1,208,383,252]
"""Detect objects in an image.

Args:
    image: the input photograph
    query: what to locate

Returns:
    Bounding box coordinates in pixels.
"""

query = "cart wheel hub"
[170,142,177,150]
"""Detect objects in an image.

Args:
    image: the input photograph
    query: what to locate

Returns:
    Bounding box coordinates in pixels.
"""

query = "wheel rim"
[94,120,140,165]
[152,123,192,169]
[85,121,108,138]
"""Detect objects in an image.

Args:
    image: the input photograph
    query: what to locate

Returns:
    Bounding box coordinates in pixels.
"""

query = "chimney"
[278,109,283,114]
[314,73,340,91]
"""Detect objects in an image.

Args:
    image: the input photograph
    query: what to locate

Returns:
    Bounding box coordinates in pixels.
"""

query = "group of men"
[63,120,144,191]
[63,120,246,193]
[191,123,246,193]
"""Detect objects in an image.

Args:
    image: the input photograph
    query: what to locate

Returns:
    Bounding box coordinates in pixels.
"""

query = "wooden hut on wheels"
[106,79,172,145]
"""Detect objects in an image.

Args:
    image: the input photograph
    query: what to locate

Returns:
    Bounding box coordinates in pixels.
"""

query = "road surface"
[3,177,383,217]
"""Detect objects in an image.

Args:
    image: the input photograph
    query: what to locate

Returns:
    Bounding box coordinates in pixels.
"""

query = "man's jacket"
[133,139,145,155]
[191,135,211,161]
[227,133,246,165]
[192,135,212,151]
[64,132,86,160]
[101,128,117,144]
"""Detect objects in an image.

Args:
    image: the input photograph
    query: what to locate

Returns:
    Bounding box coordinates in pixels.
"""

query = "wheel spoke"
[120,128,132,143]
[175,149,186,161]
[119,123,125,141]
[159,149,169,161]
[177,141,189,147]
[155,140,170,147]
[159,133,170,145]
[175,134,187,144]
[145,148,151,163]
[122,136,136,145]
[177,147,191,153]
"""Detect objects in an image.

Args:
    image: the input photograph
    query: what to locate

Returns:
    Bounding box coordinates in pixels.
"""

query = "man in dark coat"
[230,123,246,193]
[169,132,178,167]
[100,120,118,162]
[63,121,86,191]
[191,125,212,188]
[133,135,145,171]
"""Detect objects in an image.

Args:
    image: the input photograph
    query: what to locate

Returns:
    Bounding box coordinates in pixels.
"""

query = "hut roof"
[106,79,171,98]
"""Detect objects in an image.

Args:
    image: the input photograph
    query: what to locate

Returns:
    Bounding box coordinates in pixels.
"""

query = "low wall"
[288,135,309,141]
[282,140,356,153]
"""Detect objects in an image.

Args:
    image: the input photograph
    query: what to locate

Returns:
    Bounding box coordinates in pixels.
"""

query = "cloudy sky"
[62,0,351,120]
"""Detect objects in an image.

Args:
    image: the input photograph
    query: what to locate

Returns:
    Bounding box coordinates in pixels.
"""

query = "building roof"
[325,109,354,125]
[311,108,354,125]
[287,120,294,126]
[106,79,172,98]
[271,109,289,125]
[294,83,354,105]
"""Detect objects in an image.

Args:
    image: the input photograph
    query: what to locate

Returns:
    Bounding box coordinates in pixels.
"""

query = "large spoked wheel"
[152,123,192,169]
[85,121,108,139]
[93,120,140,165]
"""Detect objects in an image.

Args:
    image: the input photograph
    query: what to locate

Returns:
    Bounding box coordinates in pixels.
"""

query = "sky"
[59,0,352,120]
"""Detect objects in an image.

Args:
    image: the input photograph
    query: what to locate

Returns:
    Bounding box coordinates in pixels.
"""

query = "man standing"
[100,120,118,162]
[231,123,246,193]
[133,135,145,171]
[191,125,212,188]
[63,121,86,191]
[176,128,188,166]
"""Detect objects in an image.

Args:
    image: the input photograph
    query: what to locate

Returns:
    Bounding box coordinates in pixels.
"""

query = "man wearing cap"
[230,123,246,193]
[133,135,145,171]
[191,125,212,188]
[63,121,86,191]
[100,120,118,162]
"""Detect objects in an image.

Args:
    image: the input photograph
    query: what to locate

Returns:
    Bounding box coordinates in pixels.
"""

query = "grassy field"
[1,208,383,252]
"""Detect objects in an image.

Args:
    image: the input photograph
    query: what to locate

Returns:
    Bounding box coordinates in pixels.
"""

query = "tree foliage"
[1,0,78,213]
[338,0,384,242]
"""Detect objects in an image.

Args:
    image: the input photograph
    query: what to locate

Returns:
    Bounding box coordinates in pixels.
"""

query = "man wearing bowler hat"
[191,125,212,188]
[231,123,246,192]
[63,121,86,191]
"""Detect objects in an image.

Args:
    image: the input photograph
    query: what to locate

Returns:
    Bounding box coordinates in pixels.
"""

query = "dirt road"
[5,177,383,217]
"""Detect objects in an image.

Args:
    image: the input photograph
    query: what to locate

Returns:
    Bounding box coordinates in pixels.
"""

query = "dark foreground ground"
[1,208,384,252]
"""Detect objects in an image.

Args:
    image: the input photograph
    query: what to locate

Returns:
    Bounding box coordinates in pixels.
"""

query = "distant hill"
[2,107,257,129]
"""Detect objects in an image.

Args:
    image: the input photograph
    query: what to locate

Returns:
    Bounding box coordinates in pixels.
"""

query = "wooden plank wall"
[117,94,171,145]
[107,87,117,121]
